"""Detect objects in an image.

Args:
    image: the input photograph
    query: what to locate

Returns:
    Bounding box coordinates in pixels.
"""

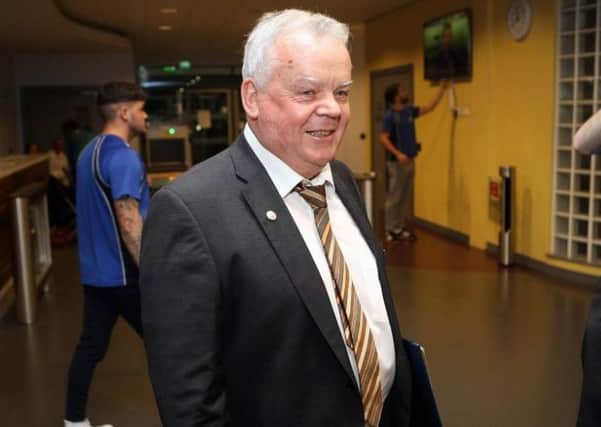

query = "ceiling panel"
[0,0,131,54]
[57,0,415,66]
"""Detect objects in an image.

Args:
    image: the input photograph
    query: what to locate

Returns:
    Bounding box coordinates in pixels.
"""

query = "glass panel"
[561,10,576,31]
[561,34,576,55]
[575,173,591,192]
[593,245,601,263]
[596,199,601,217]
[594,222,601,240]
[145,95,178,124]
[578,8,597,31]
[561,59,575,78]
[572,241,588,261]
[558,127,573,147]
[574,218,589,237]
[577,104,594,124]
[560,81,574,101]
[593,155,601,172]
[557,194,570,213]
[187,90,231,164]
[579,32,597,54]
[559,150,572,168]
[560,104,573,123]
[595,175,601,192]
[581,0,597,7]
[575,196,590,215]
[577,80,594,100]
[558,171,571,191]
[578,57,595,77]
[556,216,569,234]
[555,238,568,257]
[576,152,592,170]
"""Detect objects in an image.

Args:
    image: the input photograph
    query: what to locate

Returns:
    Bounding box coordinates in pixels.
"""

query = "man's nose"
[316,93,342,117]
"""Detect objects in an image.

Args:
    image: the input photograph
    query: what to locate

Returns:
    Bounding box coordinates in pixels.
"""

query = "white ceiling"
[1,0,413,66]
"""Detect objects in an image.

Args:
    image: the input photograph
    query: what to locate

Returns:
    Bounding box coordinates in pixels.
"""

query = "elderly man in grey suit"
[140,9,415,427]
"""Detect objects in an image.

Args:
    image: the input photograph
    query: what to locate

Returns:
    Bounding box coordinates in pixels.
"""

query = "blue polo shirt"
[381,105,421,160]
[76,134,150,287]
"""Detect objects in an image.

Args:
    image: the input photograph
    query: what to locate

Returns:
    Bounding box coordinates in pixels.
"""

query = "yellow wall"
[366,0,600,276]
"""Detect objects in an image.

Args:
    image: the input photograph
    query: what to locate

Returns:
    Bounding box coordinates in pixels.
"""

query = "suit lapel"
[229,137,357,387]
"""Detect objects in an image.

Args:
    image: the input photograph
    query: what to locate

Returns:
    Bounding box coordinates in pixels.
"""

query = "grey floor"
[0,229,596,427]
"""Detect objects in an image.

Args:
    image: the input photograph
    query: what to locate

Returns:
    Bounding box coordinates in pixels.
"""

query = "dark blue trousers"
[65,285,143,422]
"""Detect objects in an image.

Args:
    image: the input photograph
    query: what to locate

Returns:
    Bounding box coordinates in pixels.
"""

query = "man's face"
[249,31,352,178]
[397,87,409,104]
[53,138,65,152]
[126,101,148,136]
[442,27,453,48]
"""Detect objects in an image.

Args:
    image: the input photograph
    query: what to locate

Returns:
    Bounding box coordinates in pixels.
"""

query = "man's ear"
[240,79,259,120]
[117,103,130,122]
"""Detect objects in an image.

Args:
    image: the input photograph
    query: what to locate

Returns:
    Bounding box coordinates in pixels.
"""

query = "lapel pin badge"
[266,210,278,221]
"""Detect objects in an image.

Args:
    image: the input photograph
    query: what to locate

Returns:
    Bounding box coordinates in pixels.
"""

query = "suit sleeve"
[574,109,601,155]
[139,187,227,427]
[578,290,601,426]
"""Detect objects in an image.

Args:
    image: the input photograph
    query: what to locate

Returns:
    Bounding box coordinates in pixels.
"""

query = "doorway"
[370,65,414,240]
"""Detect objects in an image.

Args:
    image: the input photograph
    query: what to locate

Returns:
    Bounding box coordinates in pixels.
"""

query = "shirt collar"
[243,124,334,197]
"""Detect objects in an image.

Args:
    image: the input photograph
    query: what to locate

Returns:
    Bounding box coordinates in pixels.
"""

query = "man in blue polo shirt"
[65,82,149,427]
[379,81,447,241]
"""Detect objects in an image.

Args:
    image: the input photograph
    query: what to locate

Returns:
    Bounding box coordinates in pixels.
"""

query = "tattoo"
[114,197,143,265]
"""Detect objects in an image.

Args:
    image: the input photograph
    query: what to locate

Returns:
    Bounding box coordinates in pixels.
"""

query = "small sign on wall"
[489,177,501,222]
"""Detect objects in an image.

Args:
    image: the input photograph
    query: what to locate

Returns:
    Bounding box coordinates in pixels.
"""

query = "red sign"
[489,180,500,202]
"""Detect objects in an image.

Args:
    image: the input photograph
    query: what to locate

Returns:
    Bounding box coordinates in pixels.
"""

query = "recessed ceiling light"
[158,25,172,31]
[160,8,177,14]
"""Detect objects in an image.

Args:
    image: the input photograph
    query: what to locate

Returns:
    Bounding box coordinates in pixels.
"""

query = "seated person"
[49,137,71,188]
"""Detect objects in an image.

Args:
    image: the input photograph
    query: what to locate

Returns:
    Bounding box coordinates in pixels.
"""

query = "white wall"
[13,52,136,152]
[336,24,370,173]
[13,53,135,87]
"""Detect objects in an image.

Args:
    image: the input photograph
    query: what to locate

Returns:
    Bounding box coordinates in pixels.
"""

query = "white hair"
[242,9,350,87]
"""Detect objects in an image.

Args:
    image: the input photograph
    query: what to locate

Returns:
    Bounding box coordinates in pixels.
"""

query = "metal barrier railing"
[11,182,52,324]
[353,171,376,224]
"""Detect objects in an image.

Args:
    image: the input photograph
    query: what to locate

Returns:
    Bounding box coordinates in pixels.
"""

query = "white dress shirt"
[244,125,396,400]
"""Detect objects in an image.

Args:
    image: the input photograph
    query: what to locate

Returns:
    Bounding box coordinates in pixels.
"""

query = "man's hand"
[395,152,411,165]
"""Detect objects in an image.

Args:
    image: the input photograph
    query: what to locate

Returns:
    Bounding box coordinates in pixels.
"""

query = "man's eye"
[301,90,316,96]
[336,90,350,99]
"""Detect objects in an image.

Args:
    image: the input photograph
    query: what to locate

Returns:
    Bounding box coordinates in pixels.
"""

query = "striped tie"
[295,183,383,427]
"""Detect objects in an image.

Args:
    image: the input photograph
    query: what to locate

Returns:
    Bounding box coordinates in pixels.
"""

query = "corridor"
[0,228,596,427]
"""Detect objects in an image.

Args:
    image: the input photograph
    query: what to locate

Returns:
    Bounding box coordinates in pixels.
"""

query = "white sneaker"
[65,419,114,427]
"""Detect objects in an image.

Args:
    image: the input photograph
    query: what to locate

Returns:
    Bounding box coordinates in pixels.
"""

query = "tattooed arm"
[114,196,143,265]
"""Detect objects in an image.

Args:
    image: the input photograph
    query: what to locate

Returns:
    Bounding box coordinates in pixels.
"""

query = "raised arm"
[418,80,448,115]
[574,109,601,154]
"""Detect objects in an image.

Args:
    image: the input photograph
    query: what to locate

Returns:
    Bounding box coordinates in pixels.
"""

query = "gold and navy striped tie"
[295,182,383,427]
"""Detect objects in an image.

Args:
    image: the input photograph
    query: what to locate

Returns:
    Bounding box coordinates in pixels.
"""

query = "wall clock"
[507,0,533,41]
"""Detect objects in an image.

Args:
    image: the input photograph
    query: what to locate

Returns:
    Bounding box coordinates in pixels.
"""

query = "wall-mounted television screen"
[423,9,472,81]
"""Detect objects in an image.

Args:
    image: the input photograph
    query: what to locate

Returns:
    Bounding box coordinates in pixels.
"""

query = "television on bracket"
[423,9,472,81]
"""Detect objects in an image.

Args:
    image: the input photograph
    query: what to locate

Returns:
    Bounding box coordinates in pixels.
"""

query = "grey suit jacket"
[140,135,413,426]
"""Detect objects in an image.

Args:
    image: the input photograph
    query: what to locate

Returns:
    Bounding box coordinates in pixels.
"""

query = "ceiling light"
[160,8,177,14]
[158,25,172,31]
